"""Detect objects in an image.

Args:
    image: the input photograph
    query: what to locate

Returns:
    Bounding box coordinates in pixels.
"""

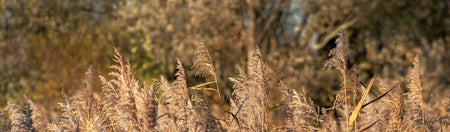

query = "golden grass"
[0,32,448,131]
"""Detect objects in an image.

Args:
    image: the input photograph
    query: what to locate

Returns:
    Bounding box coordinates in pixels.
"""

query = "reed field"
[0,0,448,131]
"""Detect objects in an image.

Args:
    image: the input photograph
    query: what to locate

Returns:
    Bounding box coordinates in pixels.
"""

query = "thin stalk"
[213,74,221,100]
[205,47,221,100]
[343,73,349,132]
[353,84,357,131]
[420,96,425,128]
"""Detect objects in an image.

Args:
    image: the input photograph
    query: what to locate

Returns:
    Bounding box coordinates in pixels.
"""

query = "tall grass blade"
[348,75,377,126]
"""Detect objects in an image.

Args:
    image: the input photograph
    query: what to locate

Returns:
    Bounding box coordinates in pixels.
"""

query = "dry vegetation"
[0,32,448,131]
[0,0,449,131]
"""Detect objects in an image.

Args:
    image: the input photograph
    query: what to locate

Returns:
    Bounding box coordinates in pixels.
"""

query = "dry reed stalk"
[387,84,403,131]
[159,59,194,131]
[359,79,393,131]
[325,30,349,131]
[373,79,391,131]
[154,76,178,131]
[187,98,198,132]
[406,55,426,130]
[5,102,33,132]
[24,96,48,131]
[228,68,252,131]
[172,59,191,131]
[0,110,8,131]
[349,66,360,106]
[50,67,105,131]
[192,42,221,99]
[6,99,47,132]
[98,75,118,130]
[66,66,110,131]
[134,83,158,131]
[349,76,377,129]
[247,47,269,131]
[97,48,159,131]
[49,89,80,131]
[320,108,338,131]
[279,81,317,131]
[155,103,177,131]
[109,48,140,131]
[227,97,241,131]
[229,48,268,131]
[189,91,224,131]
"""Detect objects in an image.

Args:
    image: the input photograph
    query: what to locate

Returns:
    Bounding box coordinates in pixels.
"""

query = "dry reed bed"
[0,31,448,131]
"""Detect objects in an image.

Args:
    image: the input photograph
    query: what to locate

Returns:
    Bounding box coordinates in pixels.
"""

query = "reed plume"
[247,47,269,131]
[159,59,193,131]
[229,48,268,131]
[192,42,221,99]
[373,79,392,130]
[192,91,224,131]
[406,55,426,129]
[0,97,47,131]
[5,102,33,131]
[325,30,350,131]
[67,66,110,131]
[386,83,403,131]
[279,81,317,131]
[134,83,158,131]
[154,76,178,131]
[227,96,241,131]
[24,96,48,131]
[96,48,160,131]
[0,110,8,131]
[49,89,79,131]
[108,48,140,131]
